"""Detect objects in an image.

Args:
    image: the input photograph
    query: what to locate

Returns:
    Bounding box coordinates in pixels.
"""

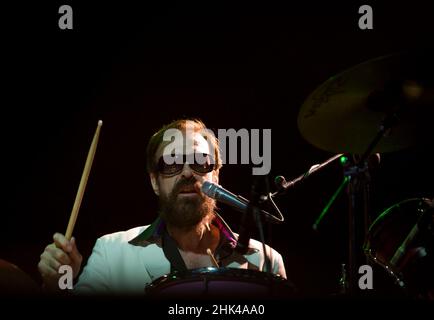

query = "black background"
[1,1,434,298]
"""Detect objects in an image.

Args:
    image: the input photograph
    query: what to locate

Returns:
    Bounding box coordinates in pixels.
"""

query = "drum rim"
[367,197,432,235]
[363,197,433,289]
[145,267,291,293]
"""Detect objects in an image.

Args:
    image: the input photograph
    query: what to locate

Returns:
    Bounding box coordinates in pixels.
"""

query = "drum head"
[145,267,296,299]
[364,198,434,298]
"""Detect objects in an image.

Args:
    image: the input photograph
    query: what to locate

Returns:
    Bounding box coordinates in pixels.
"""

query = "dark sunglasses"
[156,153,215,176]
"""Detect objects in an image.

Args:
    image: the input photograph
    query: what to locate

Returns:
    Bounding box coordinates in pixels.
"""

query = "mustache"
[172,177,201,195]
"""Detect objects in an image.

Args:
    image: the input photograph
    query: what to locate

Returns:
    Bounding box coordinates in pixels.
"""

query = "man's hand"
[38,233,83,290]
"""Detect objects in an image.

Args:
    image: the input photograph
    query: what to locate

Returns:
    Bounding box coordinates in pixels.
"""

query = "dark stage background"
[1,1,434,297]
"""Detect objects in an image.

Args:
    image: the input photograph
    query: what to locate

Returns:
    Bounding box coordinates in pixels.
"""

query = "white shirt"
[74,219,287,295]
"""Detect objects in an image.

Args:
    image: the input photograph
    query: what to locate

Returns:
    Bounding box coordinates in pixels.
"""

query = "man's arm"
[272,251,287,279]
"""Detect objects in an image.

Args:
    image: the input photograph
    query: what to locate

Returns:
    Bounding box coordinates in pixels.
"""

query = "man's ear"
[149,173,160,196]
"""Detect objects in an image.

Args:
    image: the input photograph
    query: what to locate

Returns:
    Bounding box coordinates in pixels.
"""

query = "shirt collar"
[128,212,237,248]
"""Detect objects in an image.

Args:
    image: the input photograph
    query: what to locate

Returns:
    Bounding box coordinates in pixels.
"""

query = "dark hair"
[146,118,222,174]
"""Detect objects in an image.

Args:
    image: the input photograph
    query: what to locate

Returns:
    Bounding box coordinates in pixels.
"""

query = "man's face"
[151,131,218,228]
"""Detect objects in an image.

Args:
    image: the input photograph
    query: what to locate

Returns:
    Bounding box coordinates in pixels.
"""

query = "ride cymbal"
[298,51,434,154]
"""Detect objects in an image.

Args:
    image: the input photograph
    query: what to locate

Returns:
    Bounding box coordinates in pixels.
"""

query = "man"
[38,118,287,295]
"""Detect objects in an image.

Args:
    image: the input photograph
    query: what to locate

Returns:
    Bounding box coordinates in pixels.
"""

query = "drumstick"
[206,248,220,268]
[65,120,103,240]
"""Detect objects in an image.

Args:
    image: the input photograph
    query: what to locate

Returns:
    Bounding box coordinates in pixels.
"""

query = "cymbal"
[298,51,434,154]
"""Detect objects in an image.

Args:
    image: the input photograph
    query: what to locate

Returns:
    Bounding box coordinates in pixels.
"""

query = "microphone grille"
[201,181,217,198]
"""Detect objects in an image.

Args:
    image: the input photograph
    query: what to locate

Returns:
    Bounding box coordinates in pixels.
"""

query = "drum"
[364,198,434,298]
[0,259,40,295]
[145,267,296,299]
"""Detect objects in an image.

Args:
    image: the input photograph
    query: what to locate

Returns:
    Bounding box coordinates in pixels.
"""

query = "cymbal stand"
[318,112,398,295]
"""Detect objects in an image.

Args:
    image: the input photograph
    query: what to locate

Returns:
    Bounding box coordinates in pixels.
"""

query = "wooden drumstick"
[65,120,103,240]
[206,248,220,268]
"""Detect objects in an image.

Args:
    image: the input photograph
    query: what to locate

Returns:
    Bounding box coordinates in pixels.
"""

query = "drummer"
[37,118,287,294]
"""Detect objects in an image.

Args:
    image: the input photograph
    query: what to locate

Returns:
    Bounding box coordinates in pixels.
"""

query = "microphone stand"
[236,176,273,274]
[345,115,396,295]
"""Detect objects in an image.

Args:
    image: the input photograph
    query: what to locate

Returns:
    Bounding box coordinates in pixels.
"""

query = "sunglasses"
[156,153,215,176]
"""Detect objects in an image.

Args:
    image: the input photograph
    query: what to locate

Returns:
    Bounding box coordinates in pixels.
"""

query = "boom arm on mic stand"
[272,153,345,197]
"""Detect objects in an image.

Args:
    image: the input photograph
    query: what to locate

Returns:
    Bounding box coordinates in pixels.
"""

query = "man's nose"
[180,162,194,178]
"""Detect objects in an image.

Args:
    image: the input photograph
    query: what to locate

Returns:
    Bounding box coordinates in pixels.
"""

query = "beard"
[158,177,216,229]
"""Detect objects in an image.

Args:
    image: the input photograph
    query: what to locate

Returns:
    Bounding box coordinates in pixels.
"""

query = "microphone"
[274,175,286,188]
[201,181,282,224]
[201,181,264,255]
[273,174,304,195]
[201,181,249,214]
[274,175,295,191]
[201,181,254,254]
